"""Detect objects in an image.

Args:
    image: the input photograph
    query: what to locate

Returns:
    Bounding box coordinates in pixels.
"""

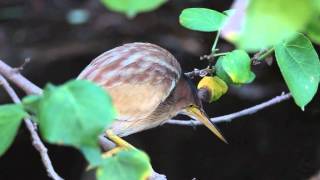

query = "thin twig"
[211,30,221,53]
[166,92,291,126]
[184,68,214,79]
[213,52,229,57]
[0,60,42,95]
[188,48,274,79]
[13,58,31,72]
[0,75,63,180]
[257,48,275,61]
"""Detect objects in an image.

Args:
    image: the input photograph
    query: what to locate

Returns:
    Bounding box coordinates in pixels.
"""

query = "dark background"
[0,0,319,180]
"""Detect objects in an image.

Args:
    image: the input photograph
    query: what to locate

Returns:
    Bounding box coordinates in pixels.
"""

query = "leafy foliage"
[97,149,152,180]
[236,0,314,51]
[306,16,320,44]
[180,2,319,108]
[23,80,116,165]
[313,0,320,12]
[0,79,152,179]
[0,104,27,156]
[179,8,226,32]
[215,50,255,85]
[21,80,153,179]
[100,0,166,18]
[275,33,320,109]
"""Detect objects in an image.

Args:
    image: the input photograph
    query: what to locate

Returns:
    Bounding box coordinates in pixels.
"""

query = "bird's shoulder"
[78,42,182,121]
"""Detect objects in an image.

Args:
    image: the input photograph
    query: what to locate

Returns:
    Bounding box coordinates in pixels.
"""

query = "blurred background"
[0,0,319,180]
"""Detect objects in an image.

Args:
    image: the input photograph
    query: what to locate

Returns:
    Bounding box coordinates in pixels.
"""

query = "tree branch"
[0,60,42,95]
[166,92,291,126]
[0,59,167,180]
[0,75,63,180]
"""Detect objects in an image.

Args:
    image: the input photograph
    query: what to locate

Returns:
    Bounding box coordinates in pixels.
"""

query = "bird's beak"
[185,106,228,143]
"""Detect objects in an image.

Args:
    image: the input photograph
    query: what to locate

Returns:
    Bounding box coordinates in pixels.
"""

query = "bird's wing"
[78,42,181,121]
[106,82,174,121]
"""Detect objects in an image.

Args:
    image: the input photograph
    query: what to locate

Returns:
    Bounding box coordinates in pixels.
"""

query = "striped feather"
[78,42,181,126]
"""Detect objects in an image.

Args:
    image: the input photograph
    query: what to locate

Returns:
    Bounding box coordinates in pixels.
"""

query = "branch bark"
[166,92,291,126]
[0,75,63,180]
[0,60,42,95]
[0,59,167,180]
[184,68,213,78]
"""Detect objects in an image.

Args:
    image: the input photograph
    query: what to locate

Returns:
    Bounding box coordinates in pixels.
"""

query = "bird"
[77,42,226,144]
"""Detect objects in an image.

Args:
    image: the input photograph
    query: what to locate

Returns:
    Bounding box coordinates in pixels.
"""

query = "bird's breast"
[110,99,179,137]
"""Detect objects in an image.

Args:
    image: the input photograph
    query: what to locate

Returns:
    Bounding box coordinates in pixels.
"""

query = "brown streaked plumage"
[78,42,226,142]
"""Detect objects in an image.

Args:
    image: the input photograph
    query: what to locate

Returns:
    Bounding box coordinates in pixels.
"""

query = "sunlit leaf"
[179,8,227,32]
[198,76,228,102]
[100,0,166,18]
[275,33,320,109]
[313,0,320,12]
[226,0,315,51]
[97,149,152,180]
[0,104,27,156]
[215,50,255,84]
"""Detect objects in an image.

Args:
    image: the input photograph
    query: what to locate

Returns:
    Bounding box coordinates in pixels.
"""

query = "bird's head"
[173,75,227,143]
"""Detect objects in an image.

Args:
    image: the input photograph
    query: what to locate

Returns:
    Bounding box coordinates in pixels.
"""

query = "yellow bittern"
[78,42,226,146]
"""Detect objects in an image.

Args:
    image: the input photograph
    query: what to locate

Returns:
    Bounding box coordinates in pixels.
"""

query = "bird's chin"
[178,109,195,119]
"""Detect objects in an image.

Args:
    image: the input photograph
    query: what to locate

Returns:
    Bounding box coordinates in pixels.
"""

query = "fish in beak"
[185,106,228,143]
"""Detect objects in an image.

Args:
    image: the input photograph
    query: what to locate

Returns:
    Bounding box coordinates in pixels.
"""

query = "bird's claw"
[105,130,135,149]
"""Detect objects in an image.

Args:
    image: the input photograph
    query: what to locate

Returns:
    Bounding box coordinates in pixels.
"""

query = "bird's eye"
[188,104,196,108]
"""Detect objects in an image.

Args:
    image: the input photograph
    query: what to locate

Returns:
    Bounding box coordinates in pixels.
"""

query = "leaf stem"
[257,48,274,61]
[211,30,221,53]
[213,52,229,57]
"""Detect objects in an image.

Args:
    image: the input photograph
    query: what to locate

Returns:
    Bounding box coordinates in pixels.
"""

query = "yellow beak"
[186,106,228,143]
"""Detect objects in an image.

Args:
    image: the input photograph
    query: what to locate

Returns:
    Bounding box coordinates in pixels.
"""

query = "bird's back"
[78,43,182,136]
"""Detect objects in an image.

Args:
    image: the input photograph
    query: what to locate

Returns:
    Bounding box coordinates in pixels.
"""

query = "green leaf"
[0,104,27,156]
[215,50,255,84]
[81,146,103,167]
[275,33,320,109]
[237,0,314,51]
[313,0,320,12]
[34,80,116,154]
[306,16,320,44]
[97,149,152,180]
[22,95,41,117]
[100,0,166,18]
[179,8,227,32]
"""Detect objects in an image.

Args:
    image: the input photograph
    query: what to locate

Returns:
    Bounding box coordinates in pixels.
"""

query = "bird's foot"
[103,130,135,157]
[105,130,134,149]
[102,146,124,158]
